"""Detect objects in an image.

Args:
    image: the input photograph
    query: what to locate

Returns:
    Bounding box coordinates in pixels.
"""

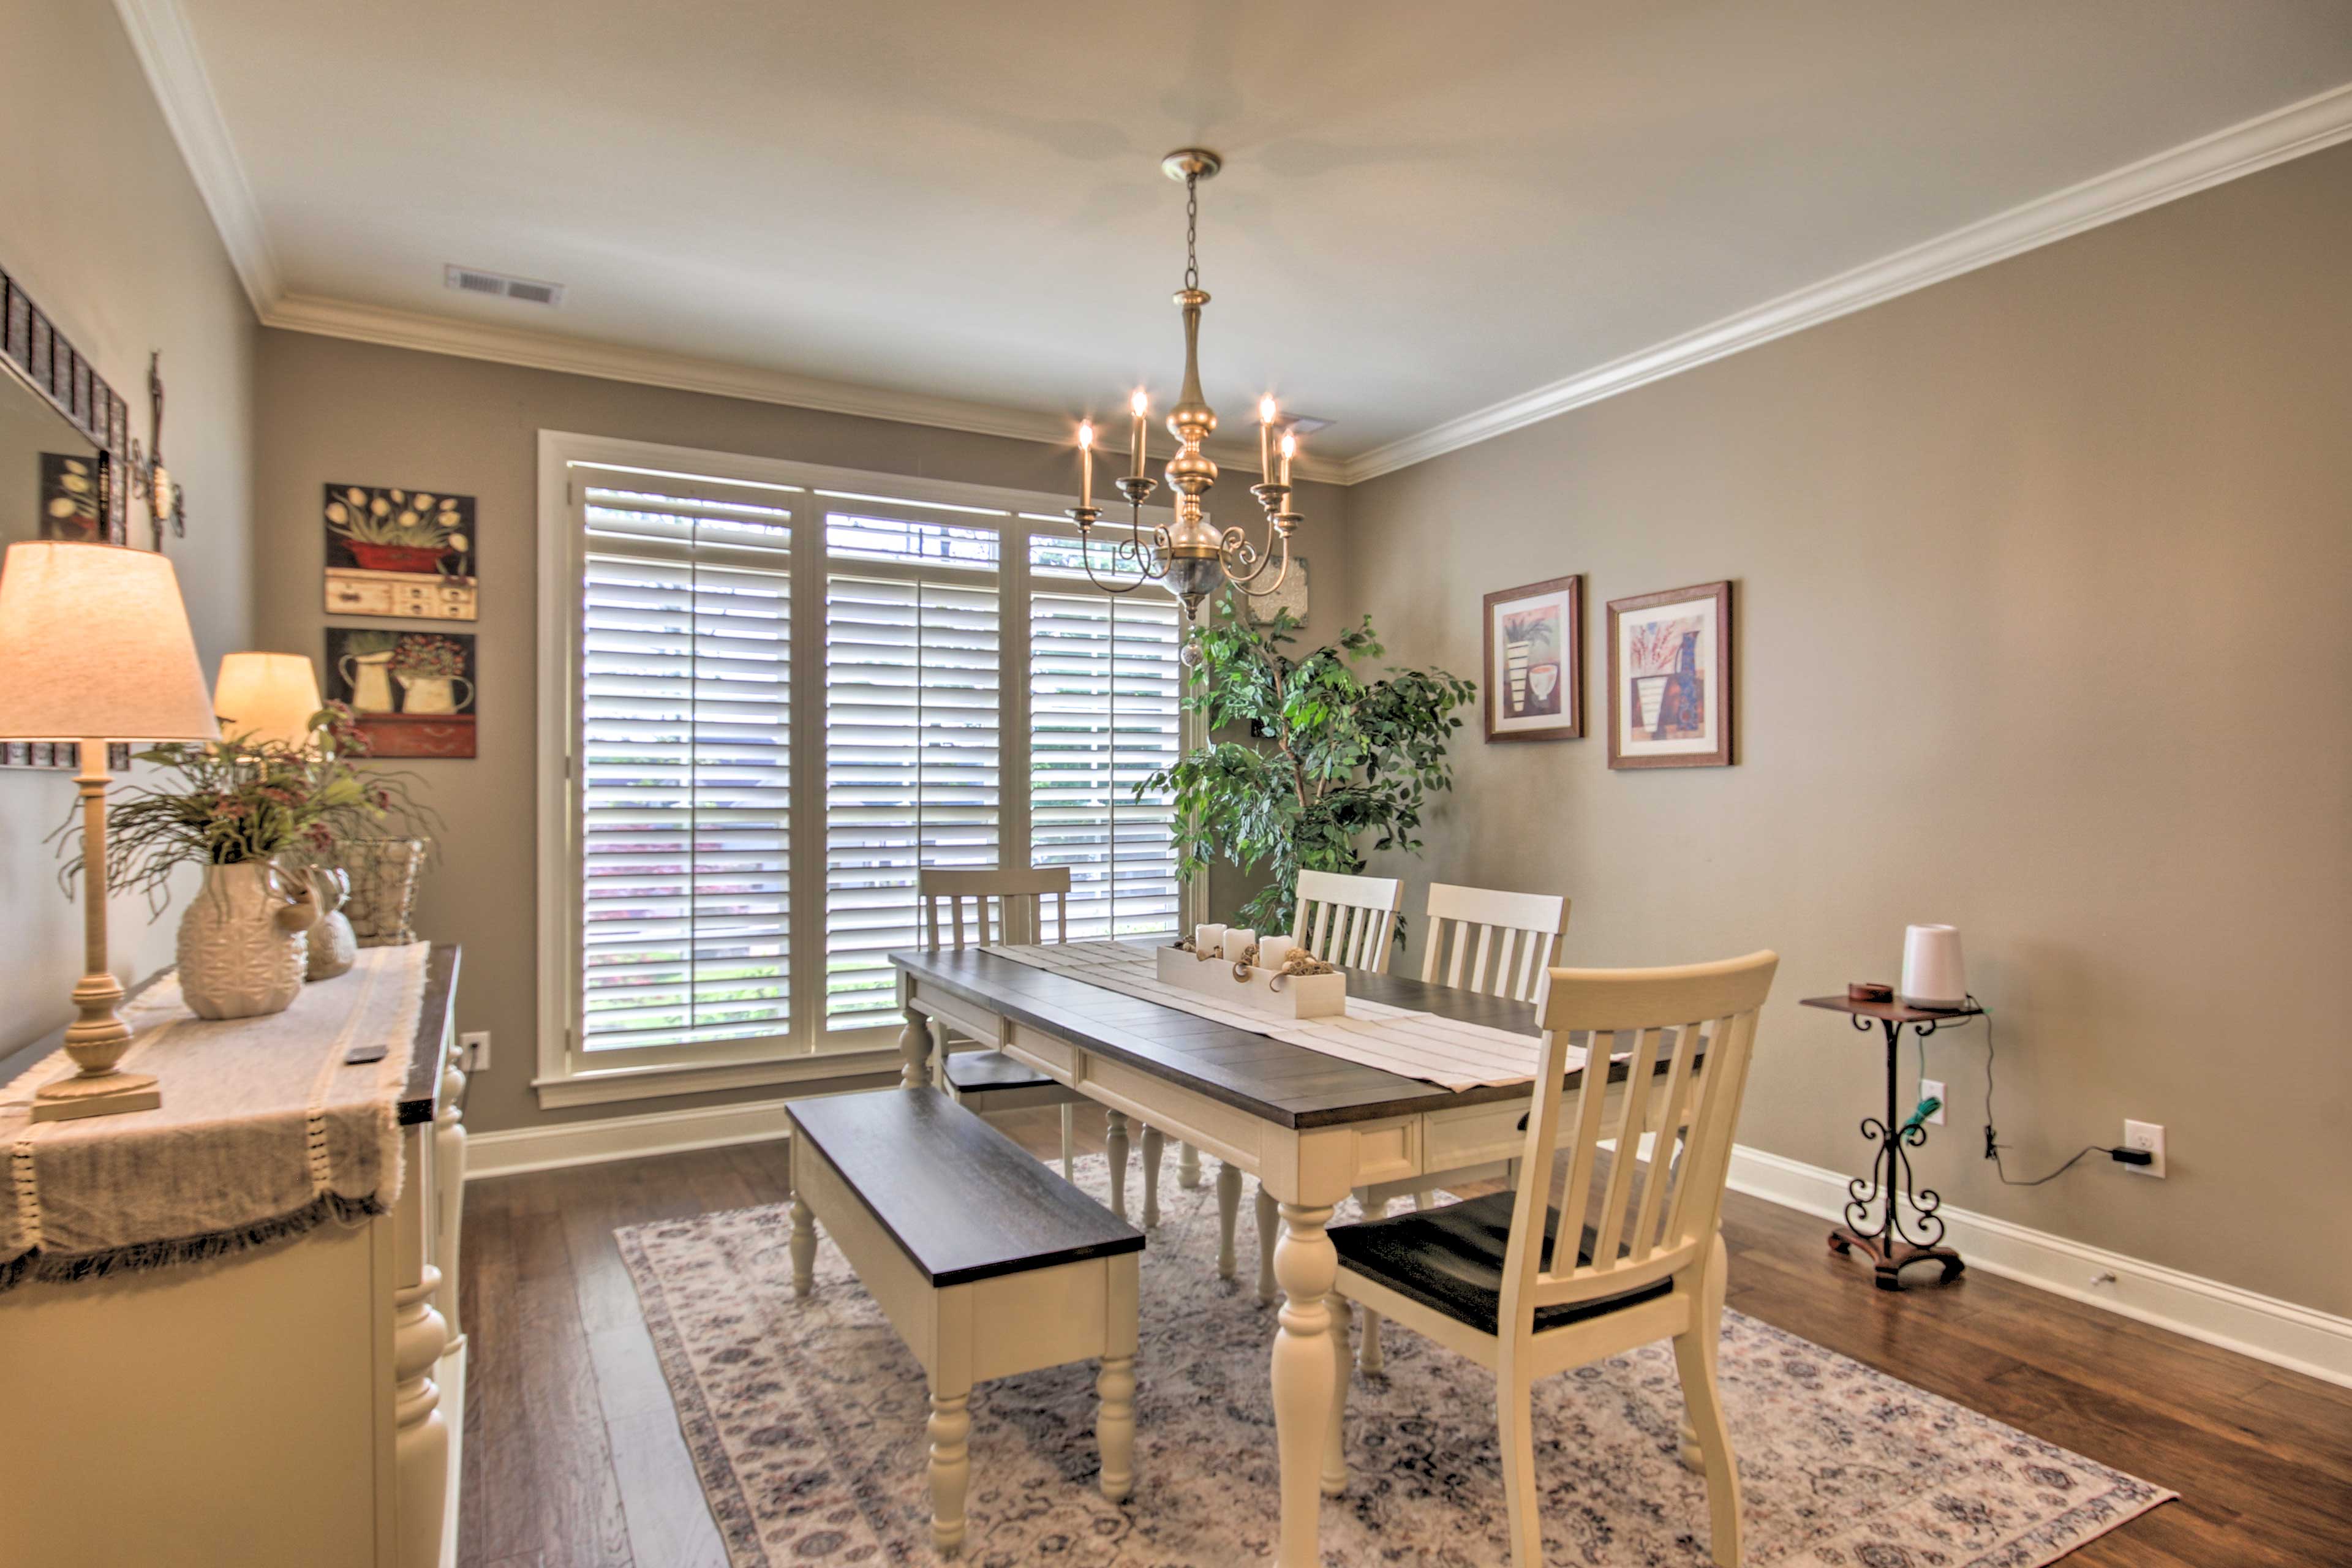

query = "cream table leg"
[1254,1183,1279,1305]
[1271,1203,1339,1568]
[1140,1125,1165,1229]
[1216,1161,1242,1280]
[1097,1353,1136,1502]
[1681,1228,1728,1473]
[791,1190,816,1298]
[1322,1295,1351,1495]
[929,1382,972,1554]
[1061,1103,1076,1181]
[899,1003,933,1090]
[1105,1109,1131,1222]
[393,1265,450,1568]
[1178,1140,1203,1189]
[435,1063,467,1351]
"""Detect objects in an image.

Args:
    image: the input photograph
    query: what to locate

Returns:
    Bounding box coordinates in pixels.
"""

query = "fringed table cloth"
[1,940,431,1291]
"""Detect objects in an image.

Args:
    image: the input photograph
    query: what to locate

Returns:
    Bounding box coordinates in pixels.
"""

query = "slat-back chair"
[1326,951,1779,1567]
[1218,869,1409,1300]
[1294,869,1404,974]
[1357,881,1572,1370]
[915,867,1088,1185]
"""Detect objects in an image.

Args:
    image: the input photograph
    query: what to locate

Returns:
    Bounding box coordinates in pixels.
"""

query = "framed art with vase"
[1483,575,1581,741]
[1607,579,1732,769]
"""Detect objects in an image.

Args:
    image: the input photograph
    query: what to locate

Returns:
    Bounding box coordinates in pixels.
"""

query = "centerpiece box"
[1155,943,1346,1020]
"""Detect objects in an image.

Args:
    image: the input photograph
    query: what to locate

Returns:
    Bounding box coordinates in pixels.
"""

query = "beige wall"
[0,2,256,1060]
[252,329,1348,1134]
[1341,144,2352,1314]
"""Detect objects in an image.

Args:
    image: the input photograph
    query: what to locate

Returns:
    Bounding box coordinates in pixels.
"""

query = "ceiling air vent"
[443,265,565,306]
[1284,414,1333,436]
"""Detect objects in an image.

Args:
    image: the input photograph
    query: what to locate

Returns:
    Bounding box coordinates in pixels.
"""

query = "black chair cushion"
[1330,1191,1673,1336]
[943,1049,1057,1096]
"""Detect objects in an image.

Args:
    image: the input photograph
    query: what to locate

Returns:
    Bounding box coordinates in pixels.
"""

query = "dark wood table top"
[790,1086,1144,1285]
[1799,994,1981,1026]
[894,943,1657,1131]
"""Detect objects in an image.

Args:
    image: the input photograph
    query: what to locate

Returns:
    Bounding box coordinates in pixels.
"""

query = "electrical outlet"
[1919,1079,1946,1125]
[460,1030,491,1073]
[2123,1118,2165,1178]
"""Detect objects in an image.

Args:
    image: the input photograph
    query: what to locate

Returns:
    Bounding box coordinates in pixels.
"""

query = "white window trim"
[534,429,1204,1107]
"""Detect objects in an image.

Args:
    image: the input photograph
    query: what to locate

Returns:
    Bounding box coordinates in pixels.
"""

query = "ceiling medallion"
[1068,149,1302,662]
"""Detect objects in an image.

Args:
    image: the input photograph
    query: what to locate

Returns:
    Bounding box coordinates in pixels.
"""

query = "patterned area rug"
[617,1153,2171,1566]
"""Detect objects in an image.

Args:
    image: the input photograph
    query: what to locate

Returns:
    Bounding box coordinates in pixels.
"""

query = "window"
[538,438,1196,1104]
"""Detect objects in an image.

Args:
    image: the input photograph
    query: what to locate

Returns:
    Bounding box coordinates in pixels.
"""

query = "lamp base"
[32,1069,161,1122]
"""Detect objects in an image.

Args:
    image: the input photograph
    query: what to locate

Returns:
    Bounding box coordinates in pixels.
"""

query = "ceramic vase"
[305,867,358,981]
[178,861,318,1020]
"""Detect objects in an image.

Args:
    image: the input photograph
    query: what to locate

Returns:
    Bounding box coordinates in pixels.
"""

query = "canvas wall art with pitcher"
[325,627,478,758]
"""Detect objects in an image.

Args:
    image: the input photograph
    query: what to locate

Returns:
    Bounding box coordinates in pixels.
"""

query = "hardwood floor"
[457,1105,2351,1567]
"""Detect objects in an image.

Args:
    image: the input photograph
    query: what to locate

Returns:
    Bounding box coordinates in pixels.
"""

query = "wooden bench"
[786,1087,1145,1554]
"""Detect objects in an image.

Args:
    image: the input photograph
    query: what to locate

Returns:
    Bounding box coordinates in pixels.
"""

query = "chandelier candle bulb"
[1077,420,1094,510]
[1278,431,1296,489]
[1130,390,1149,479]
[1259,396,1277,483]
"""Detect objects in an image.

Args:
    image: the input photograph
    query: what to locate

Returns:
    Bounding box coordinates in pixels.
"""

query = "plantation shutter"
[823,568,1001,1032]
[1029,591,1183,940]
[577,479,792,1053]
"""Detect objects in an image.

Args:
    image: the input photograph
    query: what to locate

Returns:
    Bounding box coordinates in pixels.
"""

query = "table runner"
[1,941,430,1292]
[979,941,1565,1091]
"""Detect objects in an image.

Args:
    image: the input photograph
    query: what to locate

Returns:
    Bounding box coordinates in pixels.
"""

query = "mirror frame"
[0,260,134,771]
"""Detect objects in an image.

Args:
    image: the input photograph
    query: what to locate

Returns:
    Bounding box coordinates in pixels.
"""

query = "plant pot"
[342,839,424,947]
[305,867,358,981]
[177,861,318,1020]
[347,543,447,573]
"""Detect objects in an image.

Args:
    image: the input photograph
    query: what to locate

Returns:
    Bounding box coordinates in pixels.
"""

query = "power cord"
[1940,997,2151,1184]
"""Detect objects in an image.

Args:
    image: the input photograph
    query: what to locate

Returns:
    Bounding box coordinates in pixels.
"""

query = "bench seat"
[787,1087,1144,1553]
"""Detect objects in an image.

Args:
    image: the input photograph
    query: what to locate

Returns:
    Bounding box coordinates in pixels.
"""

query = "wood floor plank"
[454,1123,2350,1567]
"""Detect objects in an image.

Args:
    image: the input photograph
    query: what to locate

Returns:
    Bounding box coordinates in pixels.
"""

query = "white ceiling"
[162,1,2352,470]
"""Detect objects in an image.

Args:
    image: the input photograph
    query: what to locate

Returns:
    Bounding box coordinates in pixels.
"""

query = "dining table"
[891,940,1724,1567]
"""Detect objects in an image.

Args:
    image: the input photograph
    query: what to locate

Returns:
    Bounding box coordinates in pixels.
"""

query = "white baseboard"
[467,1098,793,1180]
[464,1102,2352,1390]
[1726,1144,2352,1390]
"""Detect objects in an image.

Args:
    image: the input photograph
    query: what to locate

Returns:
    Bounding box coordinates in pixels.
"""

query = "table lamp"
[0,542,219,1121]
[213,650,323,749]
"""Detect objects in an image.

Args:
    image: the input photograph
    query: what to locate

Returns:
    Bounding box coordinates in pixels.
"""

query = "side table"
[1800,994,1981,1291]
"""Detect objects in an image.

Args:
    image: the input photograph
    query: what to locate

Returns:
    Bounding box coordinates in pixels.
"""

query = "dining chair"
[916,868,1087,1189]
[1225,869,1406,1300]
[1324,951,1779,1567]
[1357,880,1572,1369]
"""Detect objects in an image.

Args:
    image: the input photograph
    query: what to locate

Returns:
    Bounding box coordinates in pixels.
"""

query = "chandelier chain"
[1183,172,1199,291]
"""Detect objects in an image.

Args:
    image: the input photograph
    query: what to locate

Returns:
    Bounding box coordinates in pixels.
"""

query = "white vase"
[178,862,318,1020]
[393,671,472,715]
[305,867,358,981]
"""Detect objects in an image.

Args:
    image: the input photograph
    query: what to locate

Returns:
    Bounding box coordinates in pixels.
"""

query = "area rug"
[617,1154,2172,1566]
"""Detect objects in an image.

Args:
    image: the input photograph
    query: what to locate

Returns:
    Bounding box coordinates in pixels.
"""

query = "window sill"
[533,1045,905,1109]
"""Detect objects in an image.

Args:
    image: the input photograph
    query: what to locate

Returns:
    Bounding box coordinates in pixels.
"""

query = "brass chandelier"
[1068,148,1300,657]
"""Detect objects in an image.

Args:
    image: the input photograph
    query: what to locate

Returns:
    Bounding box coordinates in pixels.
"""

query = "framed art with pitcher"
[1483,575,1581,742]
[1607,579,1732,769]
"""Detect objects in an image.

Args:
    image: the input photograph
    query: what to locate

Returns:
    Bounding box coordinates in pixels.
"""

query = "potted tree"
[1142,591,1476,943]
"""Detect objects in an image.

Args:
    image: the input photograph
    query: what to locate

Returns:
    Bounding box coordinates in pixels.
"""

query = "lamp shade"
[0,542,219,742]
[213,652,324,748]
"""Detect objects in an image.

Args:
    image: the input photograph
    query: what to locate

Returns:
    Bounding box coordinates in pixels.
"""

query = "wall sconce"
[129,351,185,549]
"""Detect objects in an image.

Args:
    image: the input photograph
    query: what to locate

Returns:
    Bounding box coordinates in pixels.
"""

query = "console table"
[0,943,466,1567]
[1801,993,1978,1291]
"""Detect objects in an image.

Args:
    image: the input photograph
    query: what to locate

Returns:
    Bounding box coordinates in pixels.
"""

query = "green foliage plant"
[1140,590,1476,940]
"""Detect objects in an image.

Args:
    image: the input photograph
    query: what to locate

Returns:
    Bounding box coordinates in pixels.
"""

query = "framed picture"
[1483,575,1581,741]
[325,627,477,759]
[1607,580,1732,769]
[323,482,477,620]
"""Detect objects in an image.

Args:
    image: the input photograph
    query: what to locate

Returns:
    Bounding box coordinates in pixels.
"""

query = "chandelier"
[1068,149,1301,658]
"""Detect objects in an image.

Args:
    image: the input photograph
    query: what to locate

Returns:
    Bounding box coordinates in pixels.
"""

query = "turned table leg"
[1216,1161,1242,1280]
[899,1002,934,1090]
[929,1380,972,1555]
[1140,1125,1165,1229]
[1270,1202,1339,1568]
[1097,1353,1136,1502]
[1178,1140,1203,1189]
[1255,1183,1279,1305]
[791,1189,817,1298]
[1105,1110,1131,1222]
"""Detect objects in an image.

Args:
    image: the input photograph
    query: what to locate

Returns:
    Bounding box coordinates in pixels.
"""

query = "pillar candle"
[1194,922,1226,957]
[1223,928,1256,962]
[1257,933,1295,971]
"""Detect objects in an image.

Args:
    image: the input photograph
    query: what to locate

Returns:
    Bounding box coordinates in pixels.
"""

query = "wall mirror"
[0,262,134,769]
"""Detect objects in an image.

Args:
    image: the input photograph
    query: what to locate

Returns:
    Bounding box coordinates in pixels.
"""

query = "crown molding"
[1338,78,2352,484]
[116,0,2350,490]
[111,0,281,315]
